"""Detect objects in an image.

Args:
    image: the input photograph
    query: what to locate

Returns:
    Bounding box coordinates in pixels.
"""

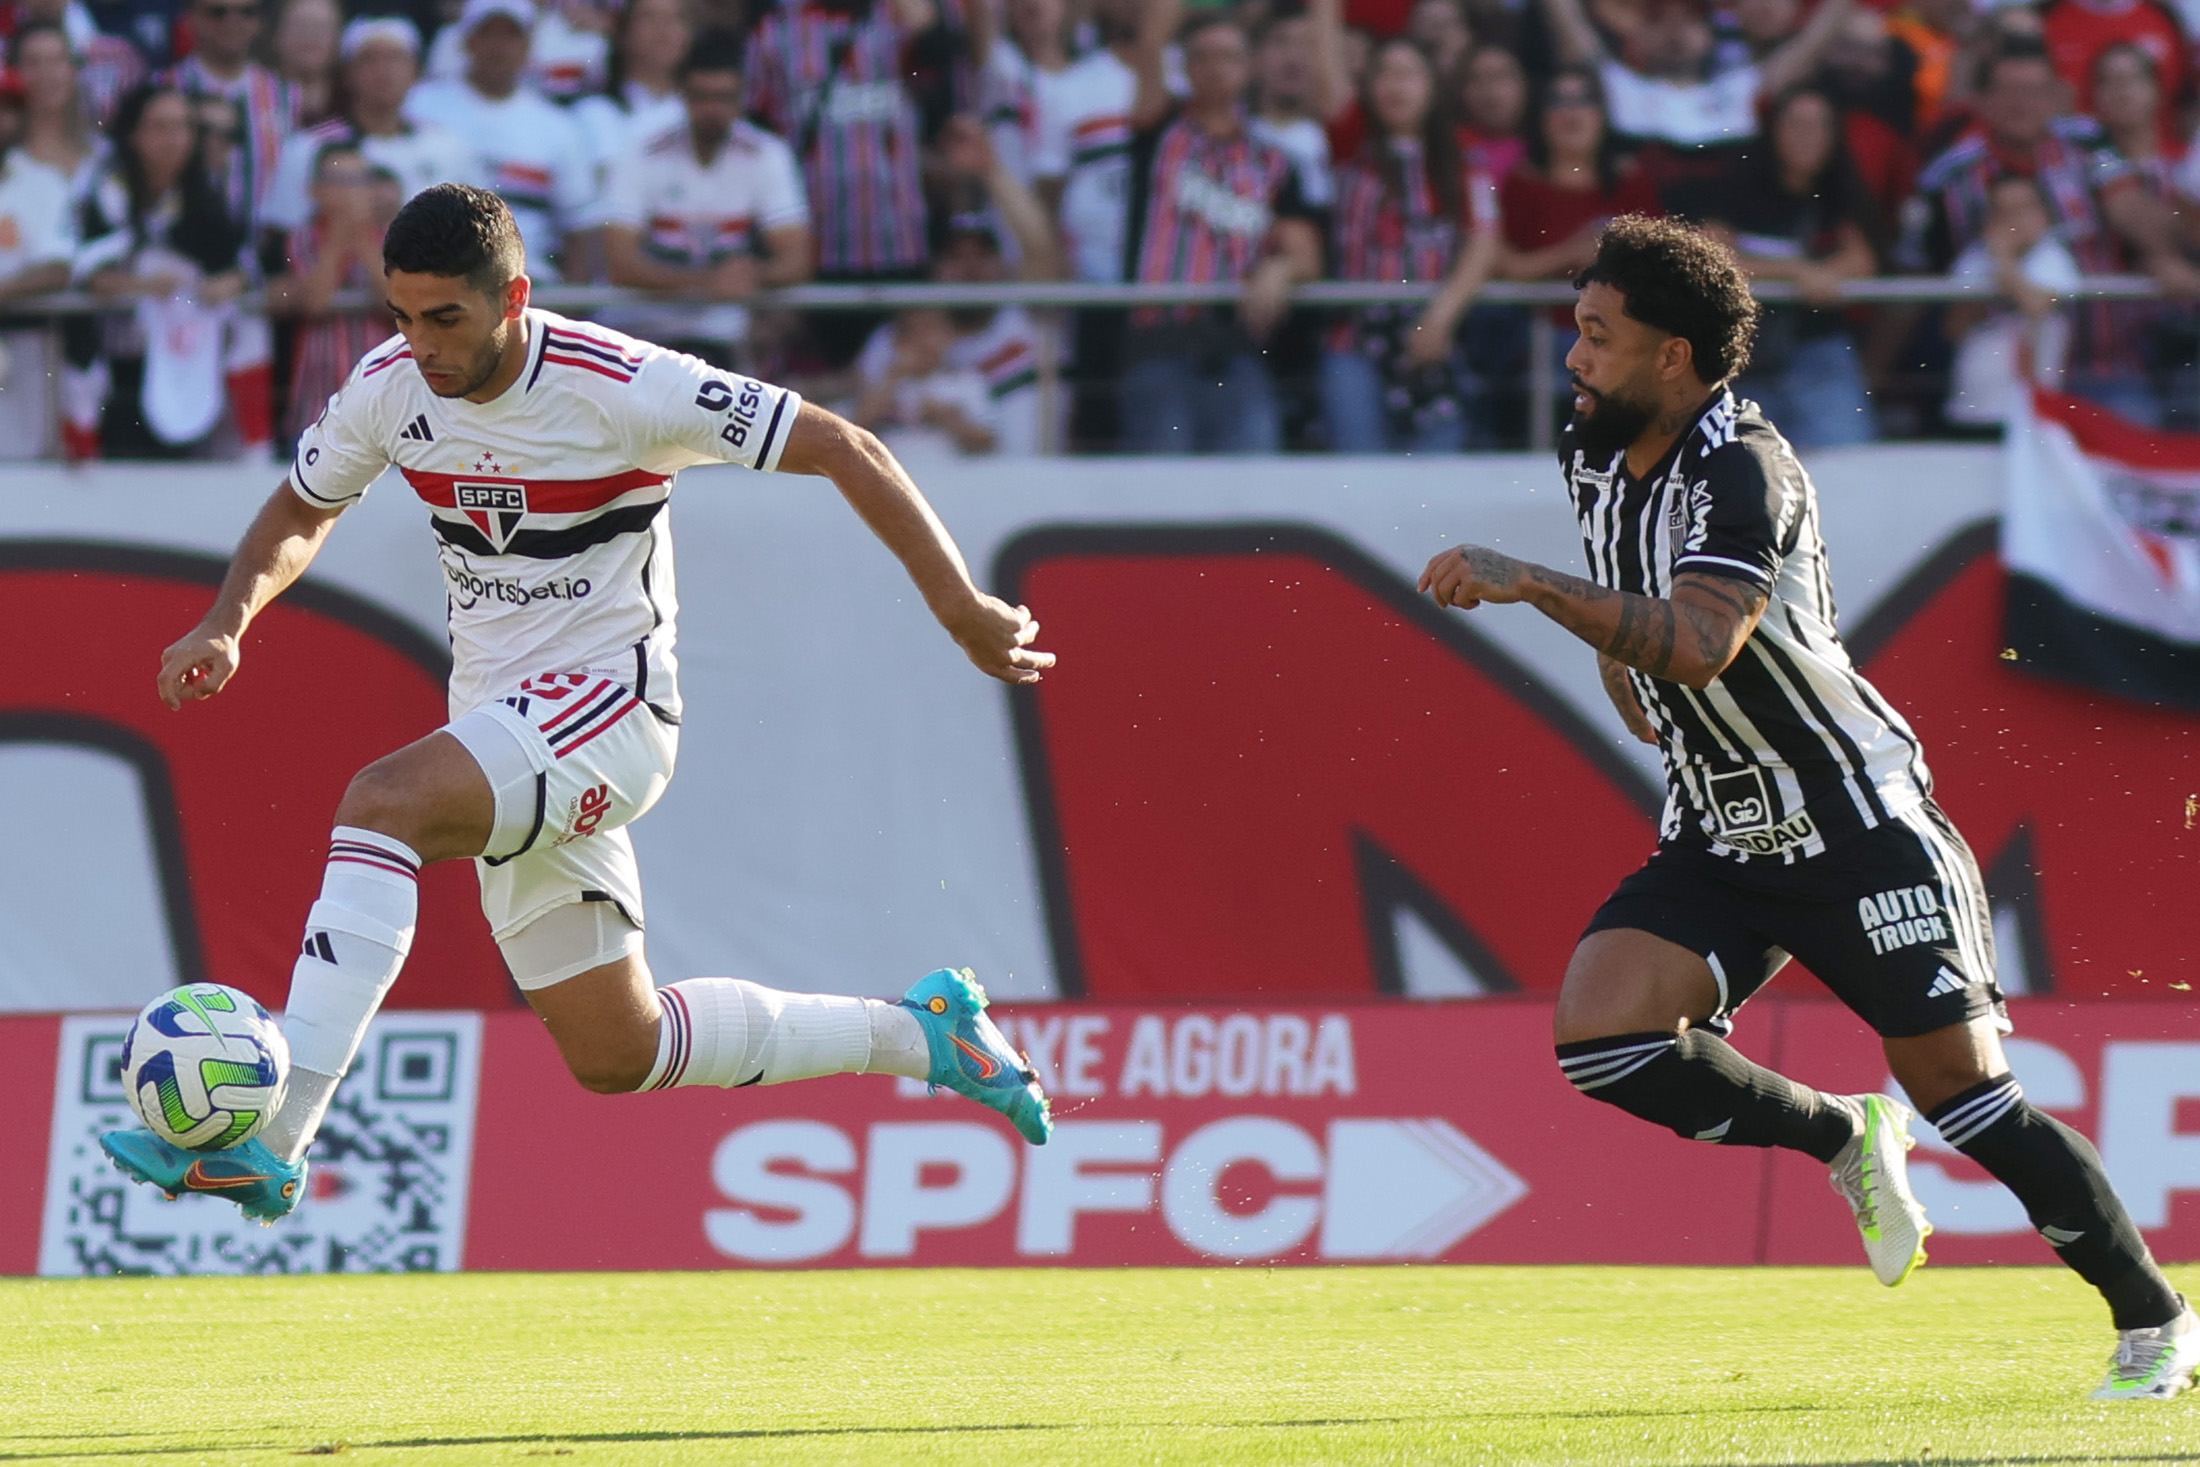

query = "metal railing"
[8,274,2168,453]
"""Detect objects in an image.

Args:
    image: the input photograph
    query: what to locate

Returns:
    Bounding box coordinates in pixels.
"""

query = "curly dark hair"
[1574,214,1759,384]
[382,182,524,294]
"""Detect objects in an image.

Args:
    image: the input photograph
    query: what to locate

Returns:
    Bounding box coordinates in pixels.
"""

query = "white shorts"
[445,671,678,974]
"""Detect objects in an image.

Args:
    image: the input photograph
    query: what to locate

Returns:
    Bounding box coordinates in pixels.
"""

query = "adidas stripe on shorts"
[445,668,678,946]
[1583,797,2009,1038]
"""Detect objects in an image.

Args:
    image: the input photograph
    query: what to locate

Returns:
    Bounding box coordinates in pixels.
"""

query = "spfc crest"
[454,481,527,552]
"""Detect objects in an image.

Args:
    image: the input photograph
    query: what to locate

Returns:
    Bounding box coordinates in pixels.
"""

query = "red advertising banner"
[20,998,2200,1274]
[464,998,2200,1272]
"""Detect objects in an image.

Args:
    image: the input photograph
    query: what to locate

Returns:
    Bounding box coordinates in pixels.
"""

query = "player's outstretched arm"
[157,482,345,709]
[775,402,1055,685]
[1419,545,1768,689]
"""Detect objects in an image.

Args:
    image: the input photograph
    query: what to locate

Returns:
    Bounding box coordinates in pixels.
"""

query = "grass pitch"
[1,1266,2194,1466]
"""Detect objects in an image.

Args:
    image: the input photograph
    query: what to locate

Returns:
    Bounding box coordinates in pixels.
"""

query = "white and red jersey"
[290,308,803,721]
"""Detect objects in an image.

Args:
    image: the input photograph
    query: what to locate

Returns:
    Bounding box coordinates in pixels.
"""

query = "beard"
[425,320,511,399]
[1570,376,1657,463]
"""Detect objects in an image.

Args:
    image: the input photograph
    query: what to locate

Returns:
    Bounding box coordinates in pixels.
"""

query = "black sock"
[1928,1073,2182,1331]
[1555,1029,1857,1162]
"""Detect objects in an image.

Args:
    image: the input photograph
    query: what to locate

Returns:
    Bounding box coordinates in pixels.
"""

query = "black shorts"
[1583,798,2009,1039]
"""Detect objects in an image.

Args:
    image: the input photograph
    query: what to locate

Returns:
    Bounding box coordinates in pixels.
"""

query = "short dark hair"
[1978,36,2055,94]
[382,182,524,293]
[680,27,745,80]
[1573,214,1758,384]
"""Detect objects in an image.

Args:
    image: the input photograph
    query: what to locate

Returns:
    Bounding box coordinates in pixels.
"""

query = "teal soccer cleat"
[100,1130,307,1224]
[899,968,1052,1145]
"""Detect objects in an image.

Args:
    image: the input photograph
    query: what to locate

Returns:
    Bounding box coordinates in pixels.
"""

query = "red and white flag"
[2003,388,2200,707]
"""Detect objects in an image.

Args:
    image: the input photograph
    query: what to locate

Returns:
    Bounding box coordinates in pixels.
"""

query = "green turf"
[0,1265,2192,1465]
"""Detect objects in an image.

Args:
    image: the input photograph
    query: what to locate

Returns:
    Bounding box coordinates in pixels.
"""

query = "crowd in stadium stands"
[4,0,2200,456]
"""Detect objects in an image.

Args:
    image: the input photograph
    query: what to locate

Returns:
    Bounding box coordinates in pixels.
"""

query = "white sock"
[641,980,924,1089]
[260,827,420,1162]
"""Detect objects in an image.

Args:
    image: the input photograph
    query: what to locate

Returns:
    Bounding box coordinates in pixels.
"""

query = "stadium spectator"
[1906,40,2197,425]
[262,18,479,246]
[163,0,300,224]
[0,117,75,457]
[1673,85,1879,445]
[405,0,593,279]
[267,0,337,126]
[1032,0,1170,448]
[9,21,103,197]
[1539,0,1855,152]
[599,27,811,365]
[1252,2,1335,206]
[1406,0,1472,75]
[1116,10,1322,453]
[1943,172,2080,428]
[1497,67,1659,284]
[1322,34,1498,452]
[842,111,1055,452]
[1814,6,1924,230]
[978,0,1073,183]
[852,304,1004,453]
[1454,41,1527,178]
[71,80,260,457]
[1032,0,1157,279]
[425,0,611,101]
[4,0,150,125]
[264,139,392,440]
[1885,0,1976,129]
[1489,65,1658,443]
[2043,0,2184,117]
[745,0,937,365]
[2096,41,2176,185]
[572,0,690,198]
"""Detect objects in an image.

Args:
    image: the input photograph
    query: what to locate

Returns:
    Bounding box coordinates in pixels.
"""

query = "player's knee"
[334,758,428,845]
[567,1048,652,1094]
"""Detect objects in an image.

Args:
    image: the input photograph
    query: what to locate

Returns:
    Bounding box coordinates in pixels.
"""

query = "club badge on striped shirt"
[455,481,528,553]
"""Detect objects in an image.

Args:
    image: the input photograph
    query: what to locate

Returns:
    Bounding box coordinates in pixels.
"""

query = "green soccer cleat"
[2092,1300,2200,1401]
[99,1129,307,1224]
[1828,1093,1930,1287]
[899,968,1052,1145]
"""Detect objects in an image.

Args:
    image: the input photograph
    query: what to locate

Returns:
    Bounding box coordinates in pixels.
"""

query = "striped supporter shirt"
[745,0,927,273]
[281,219,392,442]
[162,56,300,226]
[1121,107,1312,327]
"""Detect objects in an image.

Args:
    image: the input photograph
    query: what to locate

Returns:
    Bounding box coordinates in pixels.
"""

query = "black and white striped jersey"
[1561,389,1932,863]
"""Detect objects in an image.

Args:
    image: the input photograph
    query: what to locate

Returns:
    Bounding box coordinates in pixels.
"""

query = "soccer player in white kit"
[102,183,1055,1221]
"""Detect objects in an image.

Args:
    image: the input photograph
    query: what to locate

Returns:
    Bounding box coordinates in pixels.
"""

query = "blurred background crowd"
[2,0,2197,457]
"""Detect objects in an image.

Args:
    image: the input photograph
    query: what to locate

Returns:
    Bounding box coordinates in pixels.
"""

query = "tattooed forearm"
[1604,594,1678,679]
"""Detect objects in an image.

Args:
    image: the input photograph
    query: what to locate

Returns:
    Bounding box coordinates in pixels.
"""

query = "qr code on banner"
[37,1013,482,1277]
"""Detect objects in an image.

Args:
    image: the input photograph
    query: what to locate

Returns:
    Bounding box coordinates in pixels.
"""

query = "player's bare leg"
[1552,928,1928,1282]
[1889,1016,2195,1395]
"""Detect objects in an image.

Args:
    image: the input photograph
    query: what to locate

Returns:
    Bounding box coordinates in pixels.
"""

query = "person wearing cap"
[260,17,479,250]
[404,0,593,279]
[598,26,809,365]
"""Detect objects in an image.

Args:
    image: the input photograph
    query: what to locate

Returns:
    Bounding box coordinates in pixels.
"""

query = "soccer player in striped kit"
[101,183,1054,1228]
[1418,215,2196,1401]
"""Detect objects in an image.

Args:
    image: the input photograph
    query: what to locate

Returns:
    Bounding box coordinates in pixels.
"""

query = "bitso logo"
[455,481,528,552]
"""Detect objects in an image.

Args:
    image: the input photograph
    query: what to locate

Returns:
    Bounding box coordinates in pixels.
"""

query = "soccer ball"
[121,983,290,1151]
